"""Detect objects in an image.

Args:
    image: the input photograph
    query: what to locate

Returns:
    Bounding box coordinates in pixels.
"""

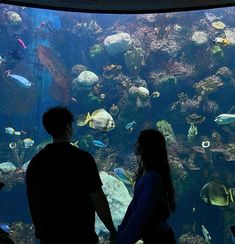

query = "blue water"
[0,4,235,243]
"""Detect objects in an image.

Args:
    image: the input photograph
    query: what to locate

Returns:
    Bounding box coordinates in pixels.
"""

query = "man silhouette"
[26,106,116,243]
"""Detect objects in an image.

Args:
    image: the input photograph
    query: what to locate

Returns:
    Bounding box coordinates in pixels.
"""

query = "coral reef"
[178,232,207,244]
[194,75,223,96]
[6,11,22,25]
[150,71,177,92]
[171,93,201,114]
[72,64,87,76]
[72,20,102,38]
[10,222,35,244]
[124,47,145,77]
[103,32,132,56]
[89,44,105,59]
[191,31,208,45]
[73,70,98,87]
[186,114,205,125]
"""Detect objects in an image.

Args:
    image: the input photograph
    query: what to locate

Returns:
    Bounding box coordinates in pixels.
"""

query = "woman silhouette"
[118,129,176,243]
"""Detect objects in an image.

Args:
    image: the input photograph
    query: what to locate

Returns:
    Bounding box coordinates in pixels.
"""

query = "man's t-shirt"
[26,142,102,242]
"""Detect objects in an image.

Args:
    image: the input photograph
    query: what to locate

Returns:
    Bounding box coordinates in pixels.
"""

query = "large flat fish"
[214,114,235,125]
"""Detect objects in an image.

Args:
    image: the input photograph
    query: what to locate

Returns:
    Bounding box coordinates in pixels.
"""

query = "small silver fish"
[202,225,211,242]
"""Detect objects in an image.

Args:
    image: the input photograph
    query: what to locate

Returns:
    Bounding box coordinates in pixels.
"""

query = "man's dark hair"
[42,106,74,138]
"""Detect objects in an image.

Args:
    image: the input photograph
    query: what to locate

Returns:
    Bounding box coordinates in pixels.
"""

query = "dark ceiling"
[1,0,235,13]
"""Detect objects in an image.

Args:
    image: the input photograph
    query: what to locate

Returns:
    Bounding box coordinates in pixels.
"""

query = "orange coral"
[37,45,70,103]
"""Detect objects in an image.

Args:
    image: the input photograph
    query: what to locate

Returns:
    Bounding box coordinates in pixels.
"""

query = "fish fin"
[227,106,235,114]
[84,112,92,125]
[76,113,89,127]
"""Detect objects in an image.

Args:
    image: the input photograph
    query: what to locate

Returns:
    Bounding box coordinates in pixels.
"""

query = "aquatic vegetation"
[124,47,145,77]
[89,44,104,59]
[211,45,224,58]
[156,120,176,144]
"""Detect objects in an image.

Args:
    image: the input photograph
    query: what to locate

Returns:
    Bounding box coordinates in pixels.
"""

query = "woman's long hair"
[135,129,176,213]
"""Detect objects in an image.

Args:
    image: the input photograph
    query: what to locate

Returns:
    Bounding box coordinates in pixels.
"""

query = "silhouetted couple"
[26,106,176,244]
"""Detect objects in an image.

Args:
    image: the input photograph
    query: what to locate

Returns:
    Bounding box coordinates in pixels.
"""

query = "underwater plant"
[156,120,176,144]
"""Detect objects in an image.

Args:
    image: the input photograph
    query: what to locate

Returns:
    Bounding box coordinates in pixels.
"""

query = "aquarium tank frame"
[1,0,235,13]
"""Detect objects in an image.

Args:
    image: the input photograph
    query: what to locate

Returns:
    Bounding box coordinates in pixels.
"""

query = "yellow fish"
[77,108,115,131]
[214,37,230,46]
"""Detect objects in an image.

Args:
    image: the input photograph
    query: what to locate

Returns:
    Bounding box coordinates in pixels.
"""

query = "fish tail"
[84,112,91,125]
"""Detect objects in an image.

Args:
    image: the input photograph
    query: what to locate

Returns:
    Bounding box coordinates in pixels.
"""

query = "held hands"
[109,230,117,244]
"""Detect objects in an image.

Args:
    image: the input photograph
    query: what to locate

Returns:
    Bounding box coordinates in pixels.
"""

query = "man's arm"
[89,188,117,238]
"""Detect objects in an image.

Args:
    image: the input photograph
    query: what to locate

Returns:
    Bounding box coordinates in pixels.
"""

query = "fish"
[17,38,27,49]
[202,225,212,243]
[92,140,107,148]
[213,37,230,46]
[214,114,235,125]
[76,108,115,131]
[9,74,32,88]
[5,127,15,135]
[71,97,77,103]
[125,121,136,130]
[14,131,21,136]
[0,224,10,234]
[23,138,34,148]
[152,91,160,98]
[113,168,134,186]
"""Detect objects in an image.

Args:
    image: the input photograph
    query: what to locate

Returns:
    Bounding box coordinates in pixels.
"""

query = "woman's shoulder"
[144,170,162,185]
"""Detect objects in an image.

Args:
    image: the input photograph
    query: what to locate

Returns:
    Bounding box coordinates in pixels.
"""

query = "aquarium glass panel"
[1,4,235,243]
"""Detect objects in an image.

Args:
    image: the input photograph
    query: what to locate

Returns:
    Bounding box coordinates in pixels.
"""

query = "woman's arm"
[118,172,161,243]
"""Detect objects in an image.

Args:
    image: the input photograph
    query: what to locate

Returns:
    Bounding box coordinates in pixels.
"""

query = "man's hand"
[0,181,5,190]
[109,230,117,244]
